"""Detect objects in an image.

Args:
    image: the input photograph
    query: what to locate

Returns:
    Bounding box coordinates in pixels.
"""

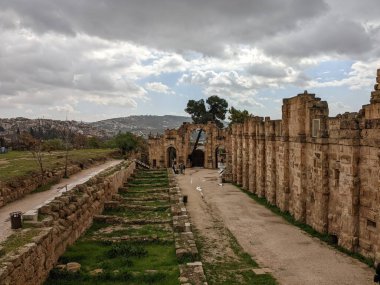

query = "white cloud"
[306,60,380,90]
[48,104,77,113]
[0,0,379,120]
[145,82,174,94]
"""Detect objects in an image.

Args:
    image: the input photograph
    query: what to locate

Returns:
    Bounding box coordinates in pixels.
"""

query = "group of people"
[172,160,186,174]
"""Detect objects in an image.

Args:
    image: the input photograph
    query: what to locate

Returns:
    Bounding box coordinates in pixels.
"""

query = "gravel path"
[177,168,374,285]
[0,160,122,243]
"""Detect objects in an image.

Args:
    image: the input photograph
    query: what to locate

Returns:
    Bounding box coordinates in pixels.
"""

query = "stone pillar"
[231,125,237,183]
[277,101,290,212]
[256,120,266,197]
[236,124,243,186]
[242,120,249,190]
[265,119,277,205]
[248,118,256,193]
[338,141,361,251]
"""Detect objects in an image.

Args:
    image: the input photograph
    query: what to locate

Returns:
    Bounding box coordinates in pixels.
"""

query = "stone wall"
[148,121,228,169]
[146,69,380,264]
[0,160,135,285]
[0,156,108,208]
[228,69,380,263]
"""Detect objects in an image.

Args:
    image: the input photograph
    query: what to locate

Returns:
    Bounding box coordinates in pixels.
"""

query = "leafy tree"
[206,95,228,125]
[185,99,209,124]
[19,132,45,184]
[114,132,139,155]
[228,107,251,125]
[42,138,66,151]
[185,95,228,165]
[185,95,228,128]
[87,137,102,149]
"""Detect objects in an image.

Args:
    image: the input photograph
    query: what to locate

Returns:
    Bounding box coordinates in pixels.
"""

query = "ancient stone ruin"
[149,69,380,263]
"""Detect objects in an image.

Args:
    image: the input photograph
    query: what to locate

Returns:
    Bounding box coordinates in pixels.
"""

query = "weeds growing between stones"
[44,169,180,285]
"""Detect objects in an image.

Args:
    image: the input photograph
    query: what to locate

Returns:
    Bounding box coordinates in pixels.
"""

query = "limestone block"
[66,262,81,272]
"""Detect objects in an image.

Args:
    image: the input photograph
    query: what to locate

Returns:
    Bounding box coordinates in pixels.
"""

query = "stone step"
[119,186,169,193]
[119,205,171,211]
[94,215,171,225]
[126,183,169,188]
[98,235,173,243]
[122,197,170,202]
[123,188,169,194]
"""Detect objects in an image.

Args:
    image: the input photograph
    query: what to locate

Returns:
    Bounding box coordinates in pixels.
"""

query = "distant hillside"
[90,115,193,137]
[0,117,105,142]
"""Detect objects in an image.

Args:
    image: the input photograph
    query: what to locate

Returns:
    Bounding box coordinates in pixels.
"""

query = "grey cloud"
[0,0,328,55]
[261,17,374,58]
[246,64,289,78]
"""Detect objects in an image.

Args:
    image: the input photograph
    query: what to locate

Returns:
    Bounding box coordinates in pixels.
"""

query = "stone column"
[248,118,256,193]
[242,120,249,190]
[236,124,243,186]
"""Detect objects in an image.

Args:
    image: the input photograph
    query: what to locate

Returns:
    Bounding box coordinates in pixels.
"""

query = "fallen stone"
[55,264,66,271]
[90,268,103,275]
[179,276,189,282]
[66,262,81,272]
[252,268,267,275]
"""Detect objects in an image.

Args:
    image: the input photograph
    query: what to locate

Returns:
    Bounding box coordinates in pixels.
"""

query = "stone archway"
[215,146,226,169]
[167,146,177,168]
[192,149,205,167]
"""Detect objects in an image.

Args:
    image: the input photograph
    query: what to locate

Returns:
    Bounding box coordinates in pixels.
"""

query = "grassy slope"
[0,149,115,182]
[44,169,180,285]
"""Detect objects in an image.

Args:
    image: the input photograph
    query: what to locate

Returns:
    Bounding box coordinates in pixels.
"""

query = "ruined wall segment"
[147,69,380,264]
[227,69,380,263]
[148,121,228,170]
[0,161,136,285]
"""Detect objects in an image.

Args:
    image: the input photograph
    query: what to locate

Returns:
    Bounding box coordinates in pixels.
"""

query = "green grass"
[92,223,172,239]
[120,200,170,207]
[45,169,180,285]
[0,229,42,257]
[103,208,171,220]
[234,184,375,268]
[194,227,277,285]
[0,149,115,182]
[31,178,61,193]
[45,236,179,285]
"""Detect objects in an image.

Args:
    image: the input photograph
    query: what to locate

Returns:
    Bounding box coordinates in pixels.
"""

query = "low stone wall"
[0,156,108,208]
[168,170,207,285]
[0,160,136,285]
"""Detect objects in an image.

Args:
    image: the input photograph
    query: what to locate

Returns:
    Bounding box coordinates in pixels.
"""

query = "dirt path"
[0,160,122,243]
[176,168,374,285]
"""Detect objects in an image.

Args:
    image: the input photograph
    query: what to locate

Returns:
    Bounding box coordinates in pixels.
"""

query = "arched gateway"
[167,146,177,168]
[148,122,228,169]
[192,149,205,167]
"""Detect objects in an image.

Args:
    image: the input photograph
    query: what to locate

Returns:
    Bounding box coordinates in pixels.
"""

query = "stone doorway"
[215,146,226,169]
[192,149,204,167]
[167,147,177,168]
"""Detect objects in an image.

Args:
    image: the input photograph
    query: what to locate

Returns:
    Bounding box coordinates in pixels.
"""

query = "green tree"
[228,106,251,125]
[185,95,228,128]
[42,138,66,151]
[114,132,139,155]
[185,95,228,165]
[87,137,102,148]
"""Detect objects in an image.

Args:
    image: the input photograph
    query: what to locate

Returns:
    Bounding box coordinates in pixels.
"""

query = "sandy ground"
[0,160,122,243]
[177,168,374,285]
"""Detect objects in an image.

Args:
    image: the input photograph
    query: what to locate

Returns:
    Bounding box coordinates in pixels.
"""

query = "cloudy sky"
[0,0,379,122]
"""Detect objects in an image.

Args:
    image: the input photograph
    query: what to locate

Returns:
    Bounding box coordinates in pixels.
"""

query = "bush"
[106,243,148,258]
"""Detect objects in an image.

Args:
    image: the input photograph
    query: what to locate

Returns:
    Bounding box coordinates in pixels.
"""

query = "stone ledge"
[168,170,207,285]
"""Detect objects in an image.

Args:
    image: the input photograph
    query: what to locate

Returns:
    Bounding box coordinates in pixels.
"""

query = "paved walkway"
[0,160,122,243]
[177,168,374,285]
